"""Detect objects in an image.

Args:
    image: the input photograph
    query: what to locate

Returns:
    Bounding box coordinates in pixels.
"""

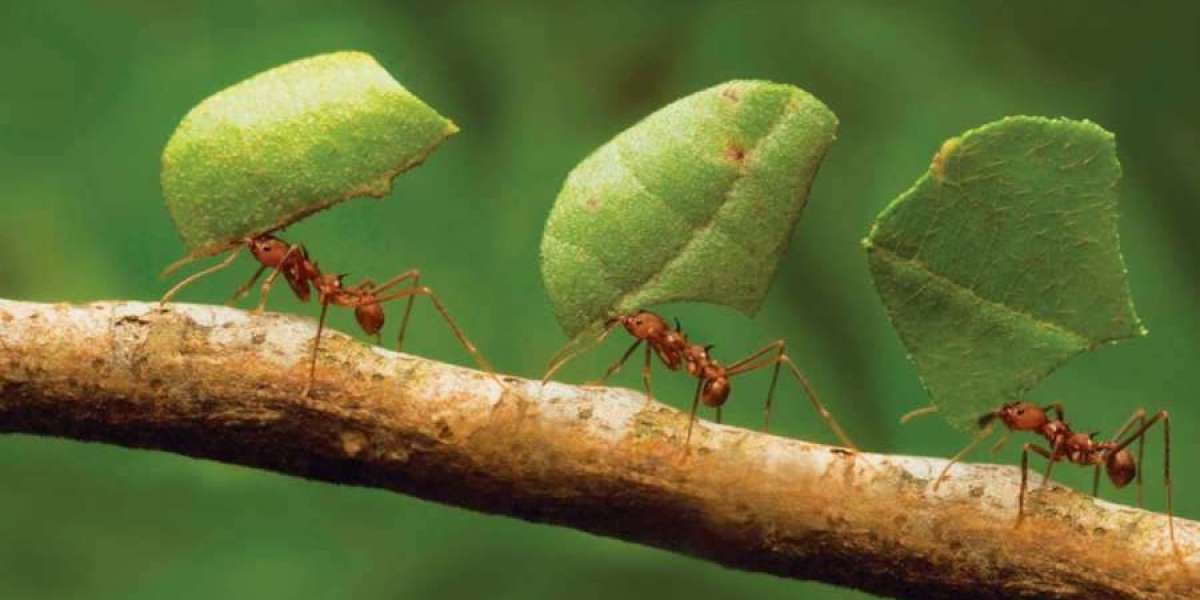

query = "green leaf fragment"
[864,116,1145,430]
[162,51,458,259]
[541,80,838,337]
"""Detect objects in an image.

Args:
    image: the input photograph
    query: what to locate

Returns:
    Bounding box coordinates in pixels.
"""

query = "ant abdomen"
[1106,449,1136,488]
[700,377,730,407]
[355,302,385,336]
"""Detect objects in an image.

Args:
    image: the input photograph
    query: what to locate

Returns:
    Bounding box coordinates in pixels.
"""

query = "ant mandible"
[160,233,494,395]
[543,309,857,449]
[932,401,1179,558]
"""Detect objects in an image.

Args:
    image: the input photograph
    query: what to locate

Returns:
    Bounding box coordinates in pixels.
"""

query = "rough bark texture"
[0,299,1195,599]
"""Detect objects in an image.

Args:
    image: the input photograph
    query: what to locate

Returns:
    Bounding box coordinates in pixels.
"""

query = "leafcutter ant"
[160,234,494,395]
[930,401,1179,558]
[299,269,493,395]
[542,309,857,449]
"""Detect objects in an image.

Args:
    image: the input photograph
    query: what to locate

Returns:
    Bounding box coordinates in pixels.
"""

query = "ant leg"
[1161,413,1178,561]
[640,343,654,405]
[159,247,242,304]
[396,273,418,353]
[349,277,377,291]
[685,379,704,445]
[932,424,993,491]
[365,286,495,375]
[1038,438,1063,490]
[715,406,722,424]
[595,340,642,385]
[1043,402,1065,422]
[227,265,267,306]
[727,340,857,449]
[726,339,785,370]
[541,321,620,385]
[254,244,303,313]
[989,432,1011,455]
[366,269,421,352]
[1136,419,1147,508]
[160,254,197,279]
[762,359,783,433]
[1035,402,1071,488]
[780,356,855,449]
[900,405,938,424]
[1112,410,1178,559]
[1018,443,1054,527]
[1019,444,1030,525]
[301,301,330,397]
[159,240,243,279]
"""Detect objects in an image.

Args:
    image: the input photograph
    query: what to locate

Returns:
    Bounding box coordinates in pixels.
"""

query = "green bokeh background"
[2,2,1197,598]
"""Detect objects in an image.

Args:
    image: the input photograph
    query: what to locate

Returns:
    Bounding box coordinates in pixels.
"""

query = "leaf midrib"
[868,243,1092,347]
[609,94,795,314]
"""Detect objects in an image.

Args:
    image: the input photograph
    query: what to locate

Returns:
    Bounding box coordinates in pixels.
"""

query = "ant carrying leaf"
[543,309,856,449]
[915,401,1182,561]
[160,233,494,396]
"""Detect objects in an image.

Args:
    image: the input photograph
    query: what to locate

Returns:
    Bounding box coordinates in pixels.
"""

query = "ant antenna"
[899,404,938,424]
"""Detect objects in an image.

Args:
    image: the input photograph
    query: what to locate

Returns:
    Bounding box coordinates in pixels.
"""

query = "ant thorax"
[1062,432,1098,464]
[1041,420,1070,443]
[656,329,688,370]
[313,273,347,305]
[682,344,710,378]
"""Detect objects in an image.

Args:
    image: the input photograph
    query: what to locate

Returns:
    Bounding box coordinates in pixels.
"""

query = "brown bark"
[0,299,1195,599]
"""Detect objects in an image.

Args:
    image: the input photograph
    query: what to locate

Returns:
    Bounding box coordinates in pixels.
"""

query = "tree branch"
[0,299,1194,599]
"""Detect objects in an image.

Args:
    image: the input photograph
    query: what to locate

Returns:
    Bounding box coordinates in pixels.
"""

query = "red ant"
[932,401,1179,557]
[543,309,857,449]
[160,234,318,310]
[160,233,494,395]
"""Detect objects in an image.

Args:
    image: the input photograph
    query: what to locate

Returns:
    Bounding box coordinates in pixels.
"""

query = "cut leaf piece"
[541,80,838,337]
[864,116,1144,431]
[162,50,457,260]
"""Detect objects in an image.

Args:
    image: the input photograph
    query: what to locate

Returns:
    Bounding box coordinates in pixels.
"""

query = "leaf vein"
[610,96,795,312]
[870,244,1091,347]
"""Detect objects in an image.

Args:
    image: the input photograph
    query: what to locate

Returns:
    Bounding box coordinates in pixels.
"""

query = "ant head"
[991,402,1047,432]
[248,235,289,267]
[1105,449,1136,488]
[618,310,667,340]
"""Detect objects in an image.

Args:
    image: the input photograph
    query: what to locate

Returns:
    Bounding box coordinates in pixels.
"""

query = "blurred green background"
[2,2,1197,598]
